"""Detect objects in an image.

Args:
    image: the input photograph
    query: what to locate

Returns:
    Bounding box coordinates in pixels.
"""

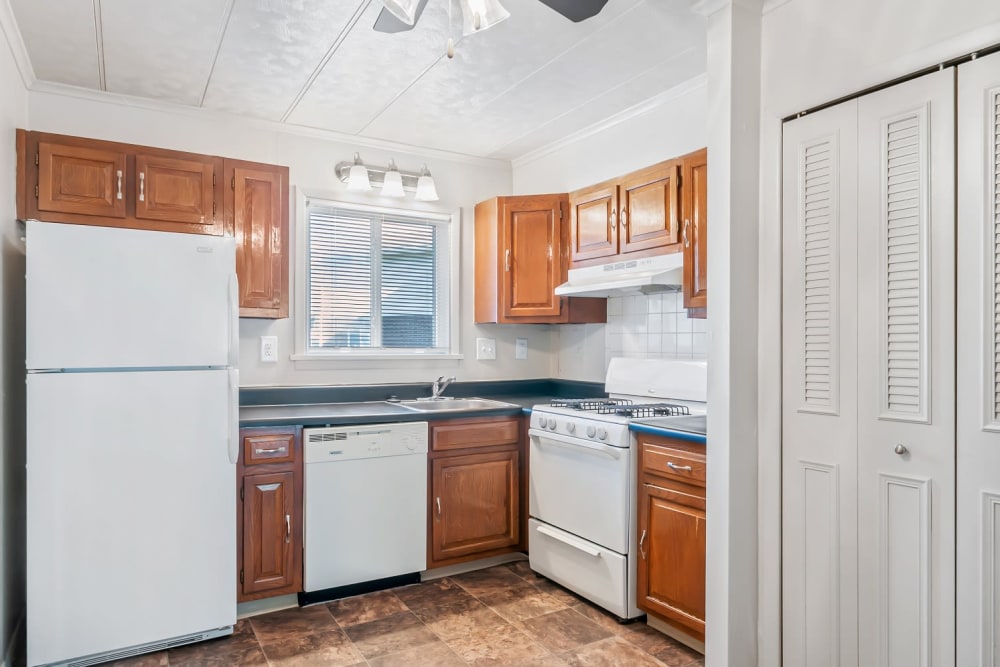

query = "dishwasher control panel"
[304,422,428,463]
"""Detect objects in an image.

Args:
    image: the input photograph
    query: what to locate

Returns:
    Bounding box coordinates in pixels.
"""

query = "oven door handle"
[529,430,623,459]
[535,523,602,557]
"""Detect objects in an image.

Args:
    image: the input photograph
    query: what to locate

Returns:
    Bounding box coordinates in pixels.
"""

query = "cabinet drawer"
[641,444,705,486]
[244,433,295,465]
[431,417,520,452]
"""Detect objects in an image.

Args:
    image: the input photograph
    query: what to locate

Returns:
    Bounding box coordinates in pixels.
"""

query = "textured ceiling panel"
[10,0,100,88]
[100,0,231,105]
[202,0,368,120]
[284,1,451,134]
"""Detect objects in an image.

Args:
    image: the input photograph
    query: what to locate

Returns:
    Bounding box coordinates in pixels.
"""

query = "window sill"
[290,352,465,363]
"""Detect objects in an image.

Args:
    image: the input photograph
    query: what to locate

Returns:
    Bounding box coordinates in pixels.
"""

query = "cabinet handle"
[639,529,647,560]
[610,207,617,230]
[505,249,511,272]
[436,497,442,517]
[667,461,693,472]
[254,447,284,455]
[620,209,628,228]
[116,170,123,200]
[683,219,691,248]
[139,172,145,202]
[285,514,291,543]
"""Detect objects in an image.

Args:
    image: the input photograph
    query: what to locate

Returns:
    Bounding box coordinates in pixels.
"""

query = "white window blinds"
[307,202,450,353]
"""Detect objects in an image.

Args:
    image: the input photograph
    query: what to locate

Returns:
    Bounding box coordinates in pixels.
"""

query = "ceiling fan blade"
[535,0,609,22]
[373,0,430,33]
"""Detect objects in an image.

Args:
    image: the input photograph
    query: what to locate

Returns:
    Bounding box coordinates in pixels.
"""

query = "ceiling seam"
[355,0,645,137]
[280,0,373,123]
[489,46,700,157]
[199,0,236,107]
[93,0,106,91]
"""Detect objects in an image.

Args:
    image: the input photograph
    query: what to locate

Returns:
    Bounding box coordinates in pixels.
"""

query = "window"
[304,200,455,356]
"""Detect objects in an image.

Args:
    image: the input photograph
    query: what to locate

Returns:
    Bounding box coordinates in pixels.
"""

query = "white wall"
[755,1,1000,664]
[0,13,27,665]
[26,89,560,387]
[511,80,708,382]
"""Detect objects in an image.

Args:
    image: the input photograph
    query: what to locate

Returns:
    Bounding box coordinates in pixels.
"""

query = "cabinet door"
[226,161,289,318]
[682,150,708,312]
[242,471,296,596]
[569,181,618,263]
[431,450,519,562]
[637,481,705,639]
[135,152,222,234]
[37,140,127,219]
[620,161,680,255]
[502,195,563,318]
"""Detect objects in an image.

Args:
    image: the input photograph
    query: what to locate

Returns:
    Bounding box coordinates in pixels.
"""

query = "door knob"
[894,444,908,456]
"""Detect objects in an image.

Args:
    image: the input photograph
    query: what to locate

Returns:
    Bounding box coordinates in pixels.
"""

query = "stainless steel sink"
[397,398,517,412]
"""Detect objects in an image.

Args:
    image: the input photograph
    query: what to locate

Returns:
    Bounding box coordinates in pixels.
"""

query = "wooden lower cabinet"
[238,427,302,601]
[428,417,524,568]
[636,435,706,640]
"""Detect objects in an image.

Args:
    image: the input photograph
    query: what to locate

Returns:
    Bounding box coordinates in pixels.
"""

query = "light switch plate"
[260,336,278,363]
[476,337,497,361]
[515,338,528,360]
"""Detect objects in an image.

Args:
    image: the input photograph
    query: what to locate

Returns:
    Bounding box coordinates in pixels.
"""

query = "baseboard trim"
[3,609,25,667]
[646,614,705,654]
[421,552,527,581]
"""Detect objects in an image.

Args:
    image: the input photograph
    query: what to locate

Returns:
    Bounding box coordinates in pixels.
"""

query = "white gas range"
[527,358,707,620]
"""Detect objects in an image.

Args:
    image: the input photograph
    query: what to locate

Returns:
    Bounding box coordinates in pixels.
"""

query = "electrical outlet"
[476,337,497,361]
[515,338,528,360]
[260,336,278,363]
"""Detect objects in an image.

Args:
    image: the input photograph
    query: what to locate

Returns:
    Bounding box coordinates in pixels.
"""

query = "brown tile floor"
[114,562,704,667]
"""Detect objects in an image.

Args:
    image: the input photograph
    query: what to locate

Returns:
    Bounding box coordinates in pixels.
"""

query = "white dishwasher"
[303,422,428,597]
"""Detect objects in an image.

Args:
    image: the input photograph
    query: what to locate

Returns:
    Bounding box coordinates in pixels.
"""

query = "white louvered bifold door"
[781,101,860,667]
[957,50,1000,667]
[856,69,955,667]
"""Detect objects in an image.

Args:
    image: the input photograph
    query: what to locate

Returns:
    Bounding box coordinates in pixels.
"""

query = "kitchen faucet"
[431,376,456,399]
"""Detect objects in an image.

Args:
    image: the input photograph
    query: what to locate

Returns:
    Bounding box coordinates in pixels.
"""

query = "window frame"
[292,188,462,362]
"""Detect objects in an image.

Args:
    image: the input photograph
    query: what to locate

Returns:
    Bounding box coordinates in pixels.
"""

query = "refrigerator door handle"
[227,273,239,367]
[228,369,239,464]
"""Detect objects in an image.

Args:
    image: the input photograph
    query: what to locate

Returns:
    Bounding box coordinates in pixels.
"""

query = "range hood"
[554,253,684,298]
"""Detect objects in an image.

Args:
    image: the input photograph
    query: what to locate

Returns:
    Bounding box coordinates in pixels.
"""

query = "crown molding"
[510,73,708,170]
[26,79,510,169]
[0,0,35,88]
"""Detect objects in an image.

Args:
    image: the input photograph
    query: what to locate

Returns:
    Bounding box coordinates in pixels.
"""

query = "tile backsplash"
[605,292,707,365]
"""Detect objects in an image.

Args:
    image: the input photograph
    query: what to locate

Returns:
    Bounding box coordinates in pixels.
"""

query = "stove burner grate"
[597,403,692,418]
[549,398,633,411]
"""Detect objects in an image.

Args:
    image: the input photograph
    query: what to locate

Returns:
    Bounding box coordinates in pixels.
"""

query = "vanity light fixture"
[459,0,510,35]
[415,165,439,201]
[335,155,439,202]
[346,152,371,191]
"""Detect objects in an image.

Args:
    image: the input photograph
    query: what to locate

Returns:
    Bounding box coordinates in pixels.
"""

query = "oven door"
[528,428,630,553]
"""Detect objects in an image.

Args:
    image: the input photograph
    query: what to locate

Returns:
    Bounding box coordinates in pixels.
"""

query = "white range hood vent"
[554,253,683,298]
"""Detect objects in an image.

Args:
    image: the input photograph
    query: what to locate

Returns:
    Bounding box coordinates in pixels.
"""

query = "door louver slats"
[992,93,1000,421]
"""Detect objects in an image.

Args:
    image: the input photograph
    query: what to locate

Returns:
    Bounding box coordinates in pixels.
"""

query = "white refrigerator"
[25,221,239,666]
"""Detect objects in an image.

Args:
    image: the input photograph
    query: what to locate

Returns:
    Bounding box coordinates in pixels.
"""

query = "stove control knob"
[586,425,597,438]
[538,416,548,429]
[598,428,608,441]
[548,420,557,431]
[566,422,576,434]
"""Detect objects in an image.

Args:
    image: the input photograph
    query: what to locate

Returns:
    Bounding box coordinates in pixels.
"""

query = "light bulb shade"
[380,0,421,25]
[415,172,439,201]
[381,169,405,198]
[460,0,510,36]
[347,163,371,191]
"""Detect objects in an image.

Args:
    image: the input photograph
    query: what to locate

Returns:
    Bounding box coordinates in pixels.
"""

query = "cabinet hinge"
[34,185,38,198]
[213,201,217,216]
[213,173,216,186]
[231,177,236,190]
[559,205,564,220]
[34,153,38,166]
[677,174,682,189]
[240,486,244,501]
[239,569,244,584]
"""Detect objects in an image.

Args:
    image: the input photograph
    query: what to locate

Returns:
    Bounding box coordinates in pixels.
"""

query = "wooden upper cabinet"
[135,152,222,234]
[681,149,708,315]
[474,194,606,324]
[621,161,681,254]
[36,140,127,219]
[19,130,224,235]
[226,160,289,319]
[569,159,682,267]
[569,181,618,262]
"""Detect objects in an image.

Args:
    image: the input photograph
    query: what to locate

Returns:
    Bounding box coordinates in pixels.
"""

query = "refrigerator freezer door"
[26,221,236,370]
[27,370,235,666]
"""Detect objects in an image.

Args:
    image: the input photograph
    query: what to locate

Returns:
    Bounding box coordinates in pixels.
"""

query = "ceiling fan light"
[347,152,371,191]
[380,0,421,25]
[382,160,405,198]
[460,0,510,36]
[415,165,439,201]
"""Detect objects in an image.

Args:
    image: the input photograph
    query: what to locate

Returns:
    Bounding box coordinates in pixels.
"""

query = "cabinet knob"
[683,219,691,248]
[894,444,908,456]
[610,207,617,230]
[285,514,291,543]
[116,170,123,201]
[639,529,647,560]
[436,497,442,517]
[505,249,511,272]
[620,209,628,228]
